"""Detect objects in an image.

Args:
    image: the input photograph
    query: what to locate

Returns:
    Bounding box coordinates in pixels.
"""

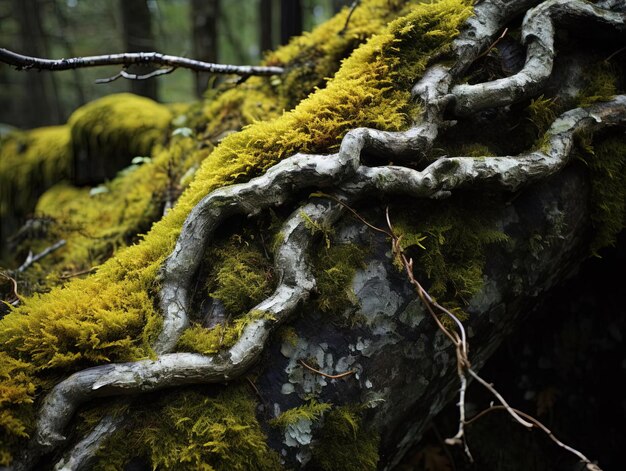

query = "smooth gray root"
[452,0,626,116]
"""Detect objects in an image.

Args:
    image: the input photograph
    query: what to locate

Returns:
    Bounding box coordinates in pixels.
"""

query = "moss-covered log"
[1,0,625,470]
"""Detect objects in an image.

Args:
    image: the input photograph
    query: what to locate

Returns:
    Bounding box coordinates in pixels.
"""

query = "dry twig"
[299,359,356,379]
[16,239,66,273]
[332,199,603,470]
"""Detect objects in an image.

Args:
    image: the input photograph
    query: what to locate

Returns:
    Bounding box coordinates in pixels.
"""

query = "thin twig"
[604,45,626,62]
[314,192,393,237]
[464,405,602,470]
[16,239,66,273]
[329,199,602,468]
[339,0,361,36]
[0,48,284,77]
[299,359,356,379]
[246,377,266,405]
[474,27,509,61]
[0,271,20,306]
[466,368,533,428]
[94,66,176,84]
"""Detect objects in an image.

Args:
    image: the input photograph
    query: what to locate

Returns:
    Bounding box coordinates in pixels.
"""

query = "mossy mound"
[0,0,473,464]
[0,125,71,259]
[29,135,203,276]
[68,93,172,184]
[13,0,428,279]
[0,126,71,219]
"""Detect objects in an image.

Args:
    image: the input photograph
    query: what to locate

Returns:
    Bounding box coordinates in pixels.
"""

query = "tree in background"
[119,0,159,101]
[260,0,274,53]
[280,0,303,44]
[6,0,62,126]
[191,0,220,98]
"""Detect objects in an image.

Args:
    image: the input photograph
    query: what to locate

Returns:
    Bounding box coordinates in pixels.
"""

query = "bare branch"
[94,66,176,84]
[464,405,603,470]
[339,0,361,36]
[0,48,284,77]
[16,240,66,274]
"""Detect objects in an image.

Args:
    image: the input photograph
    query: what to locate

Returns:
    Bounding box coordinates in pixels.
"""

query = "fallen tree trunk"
[1,1,625,470]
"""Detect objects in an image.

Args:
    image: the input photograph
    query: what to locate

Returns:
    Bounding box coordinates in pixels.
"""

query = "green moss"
[301,209,335,249]
[577,61,619,108]
[93,386,281,471]
[392,193,509,306]
[577,136,626,254]
[310,405,380,471]
[0,0,472,460]
[175,233,276,355]
[207,237,275,315]
[313,243,367,314]
[573,60,625,254]
[278,326,299,348]
[69,93,172,166]
[526,95,559,136]
[270,399,332,429]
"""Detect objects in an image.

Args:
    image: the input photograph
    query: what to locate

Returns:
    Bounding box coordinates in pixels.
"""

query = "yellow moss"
[93,386,281,471]
[15,0,426,277]
[0,352,36,467]
[31,135,203,275]
[0,0,472,459]
[0,126,71,251]
[176,310,276,356]
[69,93,172,164]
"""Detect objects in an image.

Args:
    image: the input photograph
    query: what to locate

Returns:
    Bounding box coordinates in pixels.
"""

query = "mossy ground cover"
[0,125,72,254]
[88,385,281,471]
[14,0,430,283]
[0,0,473,465]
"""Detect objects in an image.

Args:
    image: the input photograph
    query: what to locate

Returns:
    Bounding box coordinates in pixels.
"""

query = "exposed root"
[43,94,626,471]
[452,0,626,116]
[19,199,346,470]
[342,97,626,197]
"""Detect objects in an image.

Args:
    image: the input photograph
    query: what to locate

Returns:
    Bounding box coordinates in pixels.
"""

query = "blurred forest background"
[0,0,352,130]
